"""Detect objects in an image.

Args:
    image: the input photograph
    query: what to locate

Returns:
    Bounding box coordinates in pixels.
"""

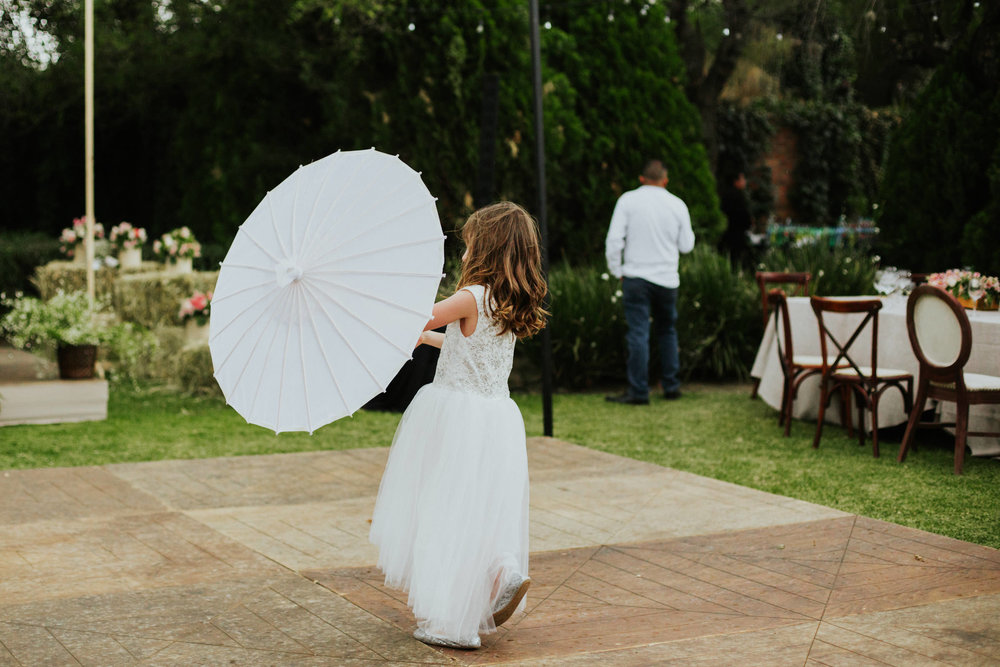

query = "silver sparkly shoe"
[413,627,481,650]
[491,574,531,626]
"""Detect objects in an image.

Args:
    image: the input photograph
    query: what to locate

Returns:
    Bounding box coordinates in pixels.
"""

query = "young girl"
[369,201,548,650]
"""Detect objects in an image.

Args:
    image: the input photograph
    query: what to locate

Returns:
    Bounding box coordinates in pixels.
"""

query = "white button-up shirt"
[605,184,696,288]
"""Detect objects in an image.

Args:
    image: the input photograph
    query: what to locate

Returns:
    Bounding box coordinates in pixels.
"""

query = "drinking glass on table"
[968,278,985,308]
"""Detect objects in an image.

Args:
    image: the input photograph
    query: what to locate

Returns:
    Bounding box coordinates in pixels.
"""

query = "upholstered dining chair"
[767,289,829,437]
[897,285,1000,474]
[810,296,914,457]
[753,272,812,398]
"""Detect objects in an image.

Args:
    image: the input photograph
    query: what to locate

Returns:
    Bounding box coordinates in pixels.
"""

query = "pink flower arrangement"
[59,216,105,257]
[178,290,213,325]
[153,226,202,262]
[109,221,148,251]
[926,269,1000,309]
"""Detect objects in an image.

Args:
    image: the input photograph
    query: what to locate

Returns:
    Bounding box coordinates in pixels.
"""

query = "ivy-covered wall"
[716,100,900,226]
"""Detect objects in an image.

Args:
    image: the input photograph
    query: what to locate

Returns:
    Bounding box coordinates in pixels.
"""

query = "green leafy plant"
[759,242,879,296]
[677,246,762,381]
[520,249,762,388]
[0,290,107,349]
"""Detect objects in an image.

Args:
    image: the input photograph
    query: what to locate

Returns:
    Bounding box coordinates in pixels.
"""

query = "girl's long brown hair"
[456,202,548,339]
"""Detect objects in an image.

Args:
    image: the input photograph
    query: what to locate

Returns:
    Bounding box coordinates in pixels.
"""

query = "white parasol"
[209,148,445,433]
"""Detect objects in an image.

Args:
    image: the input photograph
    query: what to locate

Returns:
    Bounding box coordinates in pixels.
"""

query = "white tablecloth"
[750,296,1000,456]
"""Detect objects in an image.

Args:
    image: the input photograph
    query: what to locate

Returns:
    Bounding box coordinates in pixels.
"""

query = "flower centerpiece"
[926,269,1000,311]
[0,290,106,378]
[59,216,105,264]
[109,221,148,270]
[178,290,213,346]
[153,226,201,274]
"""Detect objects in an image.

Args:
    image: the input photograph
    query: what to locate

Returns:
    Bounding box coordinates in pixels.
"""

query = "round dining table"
[750,295,1000,457]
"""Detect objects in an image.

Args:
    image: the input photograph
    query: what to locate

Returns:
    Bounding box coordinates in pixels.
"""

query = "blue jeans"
[622,277,680,399]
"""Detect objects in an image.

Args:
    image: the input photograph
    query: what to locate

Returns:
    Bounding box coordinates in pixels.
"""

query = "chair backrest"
[756,272,811,326]
[906,285,972,381]
[810,296,883,379]
[767,289,795,371]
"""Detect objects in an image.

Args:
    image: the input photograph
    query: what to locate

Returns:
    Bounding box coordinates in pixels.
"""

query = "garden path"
[1,438,998,665]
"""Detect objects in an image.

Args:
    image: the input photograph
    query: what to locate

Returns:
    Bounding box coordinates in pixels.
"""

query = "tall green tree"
[877,1,1000,274]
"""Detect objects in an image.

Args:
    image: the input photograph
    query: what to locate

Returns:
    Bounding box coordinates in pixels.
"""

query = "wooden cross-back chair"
[767,289,828,436]
[810,296,914,457]
[897,285,1000,474]
[752,272,812,399]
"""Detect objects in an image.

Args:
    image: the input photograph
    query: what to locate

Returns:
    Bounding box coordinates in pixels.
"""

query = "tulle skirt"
[369,382,530,642]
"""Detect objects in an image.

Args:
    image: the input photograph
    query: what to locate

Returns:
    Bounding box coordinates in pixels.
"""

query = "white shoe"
[492,574,530,626]
[413,627,481,650]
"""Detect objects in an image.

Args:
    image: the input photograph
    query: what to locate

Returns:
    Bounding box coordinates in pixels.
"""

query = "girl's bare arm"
[417,331,446,348]
[421,289,477,333]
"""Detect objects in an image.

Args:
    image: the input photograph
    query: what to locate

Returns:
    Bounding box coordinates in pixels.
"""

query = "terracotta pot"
[118,247,143,270]
[56,344,97,379]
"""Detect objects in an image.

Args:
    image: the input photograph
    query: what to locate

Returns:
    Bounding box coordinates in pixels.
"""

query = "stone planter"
[184,319,211,347]
[56,344,98,379]
[118,247,143,270]
[72,244,88,265]
[166,256,194,275]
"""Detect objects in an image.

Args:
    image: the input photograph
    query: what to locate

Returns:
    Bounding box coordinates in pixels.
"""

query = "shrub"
[519,260,625,388]
[677,247,762,381]
[0,232,61,298]
[520,249,762,389]
[759,242,878,296]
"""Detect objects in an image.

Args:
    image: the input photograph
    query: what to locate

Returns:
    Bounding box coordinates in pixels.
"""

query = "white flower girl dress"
[369,284,529,646]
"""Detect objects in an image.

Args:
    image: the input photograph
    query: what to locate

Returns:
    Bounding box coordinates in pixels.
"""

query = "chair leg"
[783,378,795,437]
[839,385,853,438]
[898,380,928,464]
[954,400,969,475]
[750,377,760,399]
[870,389,880,458]
[813,379,828,449]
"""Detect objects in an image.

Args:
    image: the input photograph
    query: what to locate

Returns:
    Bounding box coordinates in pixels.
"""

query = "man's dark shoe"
[605,393,649,405]
[663,390,682,400]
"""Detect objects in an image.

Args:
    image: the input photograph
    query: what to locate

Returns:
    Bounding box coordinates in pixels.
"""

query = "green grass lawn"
[2,383,998,548]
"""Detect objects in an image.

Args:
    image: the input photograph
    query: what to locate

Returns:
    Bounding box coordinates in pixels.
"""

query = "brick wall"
[763,126,798,222]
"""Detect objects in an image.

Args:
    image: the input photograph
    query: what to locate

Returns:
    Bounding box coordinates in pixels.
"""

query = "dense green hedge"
[1,0,722,266]
[0,232,60,298]
[877,3,1000,275]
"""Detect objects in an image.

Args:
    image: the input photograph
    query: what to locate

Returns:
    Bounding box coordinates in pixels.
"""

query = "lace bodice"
[433,285,516,399]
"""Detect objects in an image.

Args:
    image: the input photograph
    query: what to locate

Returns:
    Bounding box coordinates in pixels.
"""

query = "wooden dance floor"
[2,438,999,665]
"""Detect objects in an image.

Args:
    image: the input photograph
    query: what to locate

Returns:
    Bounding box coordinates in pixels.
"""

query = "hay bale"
[112,270,218,329]
[33,261,117,300]
[175,345,221,396]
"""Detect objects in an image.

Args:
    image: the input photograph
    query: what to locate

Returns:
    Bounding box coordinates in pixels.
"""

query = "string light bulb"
[722,27,730,36]
[407,22,415,32]
[476,21,484,34]
[607,10,615,22]
[544,20,552,29]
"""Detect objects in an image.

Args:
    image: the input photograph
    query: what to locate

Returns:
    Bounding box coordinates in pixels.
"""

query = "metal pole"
[84,0,95,302]
[529,0,554,437]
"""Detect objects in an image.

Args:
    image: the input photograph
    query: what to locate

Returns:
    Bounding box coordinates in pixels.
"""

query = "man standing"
[605,159,696,405]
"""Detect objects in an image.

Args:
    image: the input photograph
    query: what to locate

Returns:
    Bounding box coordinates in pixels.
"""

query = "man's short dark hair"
[642,159,668,181]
